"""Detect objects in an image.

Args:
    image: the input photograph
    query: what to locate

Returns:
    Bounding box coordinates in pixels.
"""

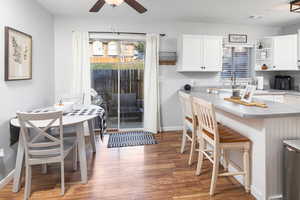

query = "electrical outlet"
[0,148,4,157]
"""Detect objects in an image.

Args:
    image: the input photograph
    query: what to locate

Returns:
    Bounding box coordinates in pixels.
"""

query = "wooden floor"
[0,131,255,200]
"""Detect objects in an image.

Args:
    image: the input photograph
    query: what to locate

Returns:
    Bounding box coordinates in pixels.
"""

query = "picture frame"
[5,26,32,81]
[229,34,248,43]
[241,85,256,103]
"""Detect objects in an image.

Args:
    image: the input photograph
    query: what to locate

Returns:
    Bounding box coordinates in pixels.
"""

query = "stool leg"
[188,137,196,165]
[243,149,250,193]
[73,145,78,171]
[223,149,229,171]
[210,148,220,196]
[61,161,65,195]
[196,137,204,175]
[24,165,32,200]
[180,126,187,153]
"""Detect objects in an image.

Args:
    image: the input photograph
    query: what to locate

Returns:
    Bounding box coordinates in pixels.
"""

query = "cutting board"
[224,98,268,108]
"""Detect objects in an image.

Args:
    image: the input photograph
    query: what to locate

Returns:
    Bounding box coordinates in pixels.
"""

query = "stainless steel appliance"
[271,75,293,90]
[283,140,300,200]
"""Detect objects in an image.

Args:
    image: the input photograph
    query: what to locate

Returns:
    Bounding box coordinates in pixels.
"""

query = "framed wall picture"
[5,27,32,81]
[229,34,248,43]
[241,85,256,103]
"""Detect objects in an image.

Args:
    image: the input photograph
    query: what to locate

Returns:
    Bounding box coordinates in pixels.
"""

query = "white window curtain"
[72,31,91,105]
[144,34,161,133]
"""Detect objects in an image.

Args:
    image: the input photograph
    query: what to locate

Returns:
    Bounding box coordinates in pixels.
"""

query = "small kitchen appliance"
[272,75,293,90]
[256,76,264,90]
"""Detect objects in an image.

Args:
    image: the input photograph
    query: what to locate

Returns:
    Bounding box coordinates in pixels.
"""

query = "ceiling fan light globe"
[105,0,124,6]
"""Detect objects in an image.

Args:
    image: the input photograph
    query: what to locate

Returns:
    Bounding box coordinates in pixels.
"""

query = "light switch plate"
[0,148,4,157]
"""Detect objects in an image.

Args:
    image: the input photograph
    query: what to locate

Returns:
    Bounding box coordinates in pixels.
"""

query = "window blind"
[221,47,251,79]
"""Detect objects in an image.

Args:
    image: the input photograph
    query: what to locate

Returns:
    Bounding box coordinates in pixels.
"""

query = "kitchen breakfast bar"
[183,88,300,200]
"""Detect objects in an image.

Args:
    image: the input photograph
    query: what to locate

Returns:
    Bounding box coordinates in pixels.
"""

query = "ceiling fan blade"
[89,0,106,12]
[124,0,147,14]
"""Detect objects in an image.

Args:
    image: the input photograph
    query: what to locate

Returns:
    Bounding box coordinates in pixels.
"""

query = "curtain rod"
[88,31,166,37]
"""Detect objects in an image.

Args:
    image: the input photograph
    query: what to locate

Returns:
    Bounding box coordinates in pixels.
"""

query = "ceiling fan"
[89,0,147,14]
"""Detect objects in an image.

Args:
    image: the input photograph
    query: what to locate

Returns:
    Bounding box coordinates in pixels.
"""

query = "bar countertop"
[182,88,300,119]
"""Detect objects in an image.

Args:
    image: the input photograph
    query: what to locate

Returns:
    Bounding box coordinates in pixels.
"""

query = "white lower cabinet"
[255,94,300,104]
[284,95,300,105]
[255,95,284,103]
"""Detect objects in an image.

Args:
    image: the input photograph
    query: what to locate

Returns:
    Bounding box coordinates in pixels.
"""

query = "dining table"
[10,104,103,193]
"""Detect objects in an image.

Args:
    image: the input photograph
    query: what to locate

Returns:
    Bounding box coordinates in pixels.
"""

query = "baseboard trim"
[251,185,264,200]
[0,170,14,190]
[161,126,182,132]
[268,195,282,200]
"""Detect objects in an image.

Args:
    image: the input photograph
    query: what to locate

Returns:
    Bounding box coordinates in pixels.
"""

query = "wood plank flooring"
[0,131,255,200]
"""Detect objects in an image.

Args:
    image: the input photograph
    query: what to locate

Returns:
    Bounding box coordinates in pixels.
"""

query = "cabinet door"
[273,35,298,71]
[284,95,300,105]
[203,36,223,71]
[182,35,203,70]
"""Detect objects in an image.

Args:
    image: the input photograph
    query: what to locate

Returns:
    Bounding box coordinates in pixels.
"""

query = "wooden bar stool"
[192,97,251,195]
[178,91,197,165]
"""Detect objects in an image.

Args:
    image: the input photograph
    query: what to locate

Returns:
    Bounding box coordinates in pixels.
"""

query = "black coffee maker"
[272,75,293,90]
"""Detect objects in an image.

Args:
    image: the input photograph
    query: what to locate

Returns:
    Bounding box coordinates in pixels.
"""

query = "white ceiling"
[36,0,300,27]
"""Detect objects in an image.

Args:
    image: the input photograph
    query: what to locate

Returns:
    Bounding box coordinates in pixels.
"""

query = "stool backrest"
[17,111,64,161]
[178,91,193,119]
[192,97,219,144]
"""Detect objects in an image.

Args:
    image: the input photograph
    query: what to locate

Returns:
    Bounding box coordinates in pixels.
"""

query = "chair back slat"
[178,91,193,119]
[192,97,219,143]
[28,141,61,148]
[17,111,64,160]
[29,148,61,156]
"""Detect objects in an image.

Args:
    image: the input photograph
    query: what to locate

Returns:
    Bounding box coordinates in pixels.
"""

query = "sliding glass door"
[90,39,145,130]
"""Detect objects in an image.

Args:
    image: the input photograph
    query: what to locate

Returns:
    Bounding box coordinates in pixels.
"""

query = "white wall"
[281,23,300,34]
[0,0,54,182]
[54,16,281,129]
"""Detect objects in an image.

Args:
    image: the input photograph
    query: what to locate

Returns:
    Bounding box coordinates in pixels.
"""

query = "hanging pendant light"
[92,41,104,56]
[105,0,124,7]
[290,0,300,13]
[108,41,120,56]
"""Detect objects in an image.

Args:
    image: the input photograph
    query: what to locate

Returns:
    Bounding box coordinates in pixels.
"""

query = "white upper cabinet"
[182,35,203,69]
[203,36,223,71]
[255,34,298,71]
[273,34,298,71]
[178,35,223,72]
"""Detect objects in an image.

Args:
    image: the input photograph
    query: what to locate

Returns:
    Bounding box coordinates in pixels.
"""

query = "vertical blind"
[221,47,251,79]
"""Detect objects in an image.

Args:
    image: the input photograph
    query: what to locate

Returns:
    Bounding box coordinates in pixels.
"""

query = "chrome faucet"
[231,71,237,89]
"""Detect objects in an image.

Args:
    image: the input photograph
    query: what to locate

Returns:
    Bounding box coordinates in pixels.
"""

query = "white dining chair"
[17,111,78,200]
[60,93,85,105]
[178,91,197,165]
[192,97,251,195]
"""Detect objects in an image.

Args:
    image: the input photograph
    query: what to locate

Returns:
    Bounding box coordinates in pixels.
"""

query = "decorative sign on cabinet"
[177,35,223,72]
[255,34,298,71]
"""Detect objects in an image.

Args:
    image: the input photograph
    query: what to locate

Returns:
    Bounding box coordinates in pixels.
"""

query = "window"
[221,47,251,79]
